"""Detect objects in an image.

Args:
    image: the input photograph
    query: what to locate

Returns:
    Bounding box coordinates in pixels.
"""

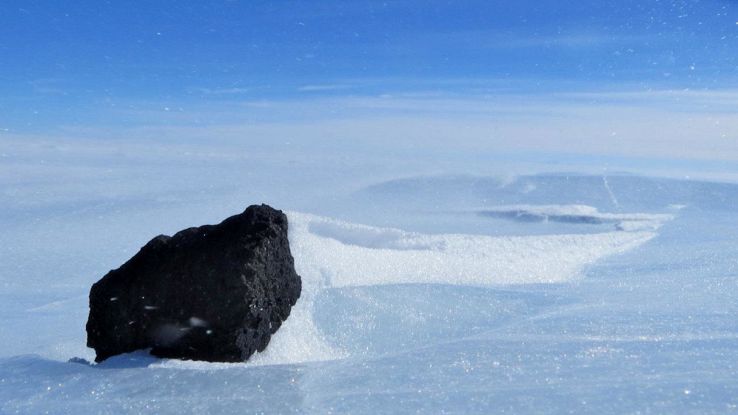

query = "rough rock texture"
[86,204,301,363]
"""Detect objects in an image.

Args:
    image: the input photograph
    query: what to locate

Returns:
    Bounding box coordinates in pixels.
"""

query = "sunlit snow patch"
[247,209,671,366]
[292,211,666,287]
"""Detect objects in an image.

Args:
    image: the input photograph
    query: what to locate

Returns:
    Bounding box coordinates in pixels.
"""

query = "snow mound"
[294,211,659,287]
[247,210,666,365]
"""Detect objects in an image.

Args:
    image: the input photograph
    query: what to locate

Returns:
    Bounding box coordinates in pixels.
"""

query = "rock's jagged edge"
[86,204,301,363]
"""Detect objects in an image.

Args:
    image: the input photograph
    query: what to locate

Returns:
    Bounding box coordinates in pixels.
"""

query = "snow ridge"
[246,208,669,366]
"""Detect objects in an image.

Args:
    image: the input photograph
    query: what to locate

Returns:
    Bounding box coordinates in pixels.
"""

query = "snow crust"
[247,210,662,366]
[293,211,659,287]
[479,204,673,231]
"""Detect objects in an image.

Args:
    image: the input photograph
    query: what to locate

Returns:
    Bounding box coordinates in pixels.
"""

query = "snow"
[478,204,673,231]
[248,211,661,367]
[294,211,660,287]
[2,135,738,413]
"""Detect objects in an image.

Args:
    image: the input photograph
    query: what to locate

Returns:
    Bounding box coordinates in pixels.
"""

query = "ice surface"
[2,136,738,413]
[478,204,672,231]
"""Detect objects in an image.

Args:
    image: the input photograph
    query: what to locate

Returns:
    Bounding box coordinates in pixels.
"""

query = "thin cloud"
[297,84,354,92]
[39,87,738,169]
[392,29,652,53]
[189,87,252,95]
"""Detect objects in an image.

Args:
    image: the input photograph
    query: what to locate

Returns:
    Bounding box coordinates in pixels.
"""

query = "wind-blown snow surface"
[2,161,738,413]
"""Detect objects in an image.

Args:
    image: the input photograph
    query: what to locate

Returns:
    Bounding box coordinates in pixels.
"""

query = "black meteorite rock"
[86,204,301,363]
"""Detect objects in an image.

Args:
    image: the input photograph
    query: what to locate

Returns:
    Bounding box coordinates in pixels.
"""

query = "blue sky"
[4,1,738,98]
[2,1,738,169]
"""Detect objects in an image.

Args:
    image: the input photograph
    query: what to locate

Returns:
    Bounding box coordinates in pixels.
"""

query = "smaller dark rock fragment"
[86,204,302,363]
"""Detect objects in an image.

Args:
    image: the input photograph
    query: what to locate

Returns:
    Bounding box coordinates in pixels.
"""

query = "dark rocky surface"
[86,204,301,363]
